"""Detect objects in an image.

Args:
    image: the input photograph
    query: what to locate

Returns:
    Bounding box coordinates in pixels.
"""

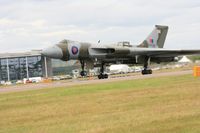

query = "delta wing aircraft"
[42,25,200,79]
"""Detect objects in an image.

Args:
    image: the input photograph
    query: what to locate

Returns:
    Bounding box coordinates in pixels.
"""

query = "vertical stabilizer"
[138,25,168,48]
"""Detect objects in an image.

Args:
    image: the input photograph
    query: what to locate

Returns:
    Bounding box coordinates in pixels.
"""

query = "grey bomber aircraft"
[42,25,200,79]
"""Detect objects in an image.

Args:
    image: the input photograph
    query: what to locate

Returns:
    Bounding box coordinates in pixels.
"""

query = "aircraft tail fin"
[138,25,168,48]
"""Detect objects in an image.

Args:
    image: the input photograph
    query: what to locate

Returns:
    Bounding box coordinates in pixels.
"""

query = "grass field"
[0,74,200,133]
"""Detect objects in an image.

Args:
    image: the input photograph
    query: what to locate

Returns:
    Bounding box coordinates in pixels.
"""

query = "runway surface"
[0,70,193,93]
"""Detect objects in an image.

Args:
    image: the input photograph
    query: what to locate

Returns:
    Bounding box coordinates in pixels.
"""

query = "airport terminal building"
[0,51,52,82]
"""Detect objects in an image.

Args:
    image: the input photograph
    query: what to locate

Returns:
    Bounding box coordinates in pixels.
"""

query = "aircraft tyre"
[98,74,108,79]
[80,71,87,77]
[142,69,152,75]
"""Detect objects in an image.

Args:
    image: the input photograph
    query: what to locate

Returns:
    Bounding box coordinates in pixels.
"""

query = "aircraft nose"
[42,45,63,59]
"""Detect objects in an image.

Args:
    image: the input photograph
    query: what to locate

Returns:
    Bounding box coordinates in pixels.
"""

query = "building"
[0,51,52,82]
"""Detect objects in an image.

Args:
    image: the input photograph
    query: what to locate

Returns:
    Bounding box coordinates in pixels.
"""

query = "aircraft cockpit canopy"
[117,41,132,47]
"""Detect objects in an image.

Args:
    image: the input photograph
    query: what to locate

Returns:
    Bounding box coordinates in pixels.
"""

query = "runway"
[0,70,193,93]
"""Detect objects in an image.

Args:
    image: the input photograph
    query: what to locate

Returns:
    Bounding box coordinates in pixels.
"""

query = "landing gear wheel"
[142,69,152,75]
[98,74,108,79]
[149,69,152,74]
[98,74,103,79]
[104,74,108,79]
[80,71,87,77]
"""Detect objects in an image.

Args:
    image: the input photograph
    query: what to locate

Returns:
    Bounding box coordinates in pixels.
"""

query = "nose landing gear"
[80,60,87,77]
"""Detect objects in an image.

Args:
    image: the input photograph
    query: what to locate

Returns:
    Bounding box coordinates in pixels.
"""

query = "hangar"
[0,50,52,82]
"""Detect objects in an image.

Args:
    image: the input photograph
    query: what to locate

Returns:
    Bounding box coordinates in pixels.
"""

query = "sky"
[0,0,200,52]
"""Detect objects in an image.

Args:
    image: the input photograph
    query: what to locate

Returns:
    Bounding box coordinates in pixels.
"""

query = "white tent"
[178,56,192,63]
[109,64,130,74]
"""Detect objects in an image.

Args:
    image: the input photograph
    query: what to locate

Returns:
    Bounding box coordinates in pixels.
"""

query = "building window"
[28,56,42,78]
[0,59,8,81]
[19,57,27,80]
[8,58,20,81]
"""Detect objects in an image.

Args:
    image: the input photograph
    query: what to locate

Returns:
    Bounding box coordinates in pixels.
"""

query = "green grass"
[0,74,200,133]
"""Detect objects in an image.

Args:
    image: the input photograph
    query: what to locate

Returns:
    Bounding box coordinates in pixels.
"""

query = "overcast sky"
[0,0,199,52]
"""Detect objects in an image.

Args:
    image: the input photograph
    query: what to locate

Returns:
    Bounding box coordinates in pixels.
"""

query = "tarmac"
[0,70,193,93]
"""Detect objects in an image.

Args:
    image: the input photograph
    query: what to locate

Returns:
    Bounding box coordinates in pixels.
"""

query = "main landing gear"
[141,57,153,75]
[80,60,108,79]
[80,60,87,77]
[98,63,108,79]
[142,68,152,75]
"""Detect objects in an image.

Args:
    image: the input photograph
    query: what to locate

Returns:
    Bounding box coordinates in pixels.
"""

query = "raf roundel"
[71,46,79,55]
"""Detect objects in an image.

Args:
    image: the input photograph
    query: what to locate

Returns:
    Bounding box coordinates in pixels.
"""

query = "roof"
[178,56,192,63]
[0,50,42,59]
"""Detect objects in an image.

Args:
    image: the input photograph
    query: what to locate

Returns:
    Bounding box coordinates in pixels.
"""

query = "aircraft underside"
[79,56,155,79]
